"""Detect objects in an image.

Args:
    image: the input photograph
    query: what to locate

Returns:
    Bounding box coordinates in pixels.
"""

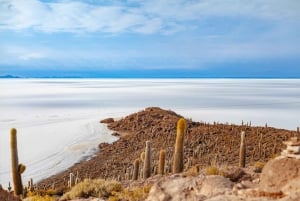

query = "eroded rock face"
[200,175,233,197]
[146,175,233,201]
[259,157,300,193]
[146,174,205,201]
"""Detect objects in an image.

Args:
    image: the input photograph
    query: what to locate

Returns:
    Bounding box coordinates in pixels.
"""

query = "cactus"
[10,128,24,195]
[8,182,12,192]
[158,149,166,175]
[143,141,151,179]
[68,173,75,188]
[173,118,186,173]
[239,131,246,167]
[28,178,34,192]
[132,159,139,180]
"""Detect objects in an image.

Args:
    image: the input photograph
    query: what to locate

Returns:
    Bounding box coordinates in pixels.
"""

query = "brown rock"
[100,118,114,124]
[260,157,300,193]
[199,175,233,198]
[221,166,245,182]
[146,174,206,201]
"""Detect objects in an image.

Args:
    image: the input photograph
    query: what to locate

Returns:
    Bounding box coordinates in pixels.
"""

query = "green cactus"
[173,118,186,173]
[132,159,140,180]
[143,141,151,179]
[239,131,246,167]
[158,149,166,175]
[10,128,24,195]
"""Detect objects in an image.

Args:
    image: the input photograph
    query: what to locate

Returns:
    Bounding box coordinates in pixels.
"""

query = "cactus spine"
[143,141,151,179]
[132,159,140,180]
[158,149,166,175]
[239,131,246,167]
[10,128,23,195]
[173,118,186,173]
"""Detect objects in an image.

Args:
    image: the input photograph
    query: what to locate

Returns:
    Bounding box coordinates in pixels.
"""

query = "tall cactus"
[132,159,140,180]
[173,118,186,173]
[143,141,151,179]
[10,128,23,195]
[158,149,166,175]
[239,131,246,167]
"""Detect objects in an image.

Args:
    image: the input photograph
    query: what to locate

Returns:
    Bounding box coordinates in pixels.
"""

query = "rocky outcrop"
[260,156,300,193]
[100,118,114,124]
[146,175,232,201]
[38,107,298,191]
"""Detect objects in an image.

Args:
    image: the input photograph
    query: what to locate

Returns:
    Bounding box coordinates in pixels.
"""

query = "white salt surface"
[0,79,299,187]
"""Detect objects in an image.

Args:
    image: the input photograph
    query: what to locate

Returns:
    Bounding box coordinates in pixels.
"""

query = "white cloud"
[0,0,299,34]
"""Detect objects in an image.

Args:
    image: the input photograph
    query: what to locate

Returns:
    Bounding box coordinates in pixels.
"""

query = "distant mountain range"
[0,74,22,78]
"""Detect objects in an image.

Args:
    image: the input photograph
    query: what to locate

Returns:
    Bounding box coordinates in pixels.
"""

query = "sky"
[0,0,300,78]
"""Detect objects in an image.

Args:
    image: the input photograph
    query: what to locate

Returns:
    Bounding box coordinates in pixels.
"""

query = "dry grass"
[205,165,221,176]
[183,164,201,177]
[254,161,266,173]
[60,178,122,200]
[109,185,152,201]
[24,195,56,201]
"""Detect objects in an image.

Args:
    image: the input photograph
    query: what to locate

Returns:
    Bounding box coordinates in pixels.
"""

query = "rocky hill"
[37,107,298,191]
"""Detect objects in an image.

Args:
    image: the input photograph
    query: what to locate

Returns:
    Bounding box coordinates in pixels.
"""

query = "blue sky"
[0,0,300,77]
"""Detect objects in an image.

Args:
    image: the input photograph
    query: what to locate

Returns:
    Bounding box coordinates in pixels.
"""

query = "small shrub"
[109,185,152,201]
[24,195,56,201]
[254,161,265,173]
[60,179,122,200]
[27,188,62,197]
[205,166,221,175]
[183,164,201,177]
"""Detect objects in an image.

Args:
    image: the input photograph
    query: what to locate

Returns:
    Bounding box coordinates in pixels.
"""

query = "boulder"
[259,157,300,193]
[221,166,245,182]
[146,175,233,201]
[146,174,206,201]
[199,175,233,198]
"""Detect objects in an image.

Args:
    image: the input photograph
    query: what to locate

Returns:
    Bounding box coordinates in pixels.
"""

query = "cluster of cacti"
[10,128,25,195]
[68,172,81,188]
[68,173,75,188]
